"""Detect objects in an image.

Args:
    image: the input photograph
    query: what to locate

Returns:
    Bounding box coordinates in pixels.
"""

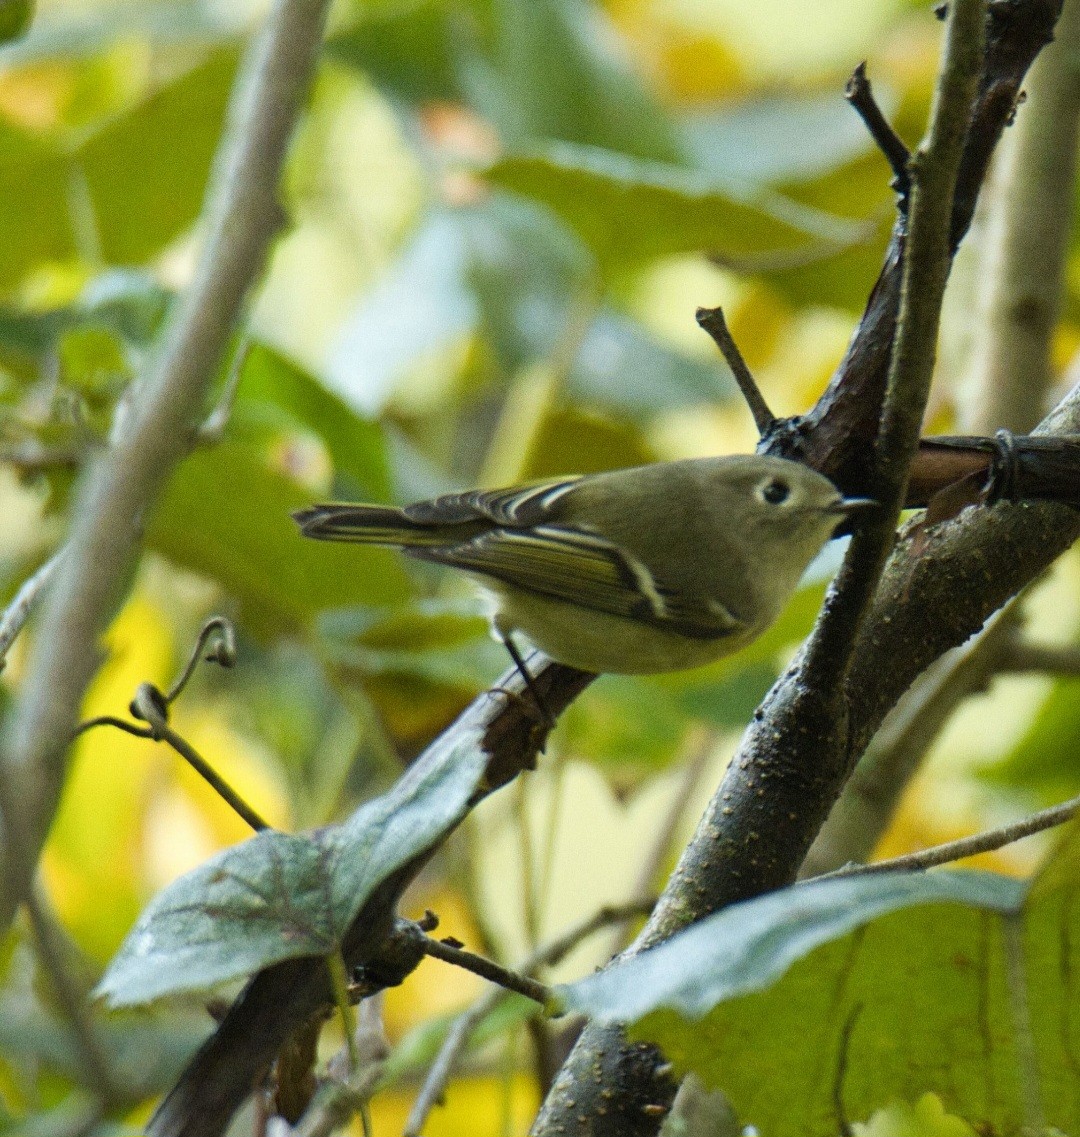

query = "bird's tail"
[293,503,451,547]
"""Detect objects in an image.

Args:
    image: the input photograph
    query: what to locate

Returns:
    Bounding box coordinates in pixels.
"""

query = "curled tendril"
[71,616,267,832]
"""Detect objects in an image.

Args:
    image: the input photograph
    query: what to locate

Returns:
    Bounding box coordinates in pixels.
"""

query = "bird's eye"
[761,478,790,505]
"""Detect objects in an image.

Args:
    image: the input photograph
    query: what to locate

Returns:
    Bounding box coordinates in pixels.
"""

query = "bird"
[294,455,874,685]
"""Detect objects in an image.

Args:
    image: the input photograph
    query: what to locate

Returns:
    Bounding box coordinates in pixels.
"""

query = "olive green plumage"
[294,455,871,675]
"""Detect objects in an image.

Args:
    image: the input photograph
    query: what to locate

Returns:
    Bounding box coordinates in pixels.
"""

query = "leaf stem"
[327,952,360,1072]
[405,898,655,1137]
[419,935,551,1006]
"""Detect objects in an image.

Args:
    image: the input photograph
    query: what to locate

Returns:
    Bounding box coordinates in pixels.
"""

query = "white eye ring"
[759,478,790,505]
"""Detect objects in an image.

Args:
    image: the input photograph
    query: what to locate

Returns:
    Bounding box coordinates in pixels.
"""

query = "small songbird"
[294,455,873,681]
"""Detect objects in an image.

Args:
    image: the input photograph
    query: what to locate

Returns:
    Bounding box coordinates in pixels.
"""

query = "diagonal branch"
[822,788,1080,877]
[0,548,64,672]
[0,0,334,928]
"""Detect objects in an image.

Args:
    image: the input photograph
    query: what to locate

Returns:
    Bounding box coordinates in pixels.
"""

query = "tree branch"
[419,935,551,1006]
[821,788,1080,877]
[803,0,1080,878]
[0,0,333,928]
[800,602,1023,877]
[0,548,64,672]
[406,899,655,1137]
[530,4,1005,1132]
[25,884,124,1105]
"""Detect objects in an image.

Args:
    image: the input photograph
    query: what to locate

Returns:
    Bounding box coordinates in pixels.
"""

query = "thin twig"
[288,994,386,1137]
[533,898,656,969]
[846,62,912,203]
[159,725,270,832]
[825,790,1080,878]
[73,715,154,740]
[129,682,269,832]
[164,616,237,703]
[404,1006,481,1137]
[419,937,551,1006]
[695,306,776,433]
[326,953,360,1072]
[804,0,987,681]
[71,616,266,831]
[405,898,655,1137]
[0,441,86,472]
[0,549,64,672]
[0,0,333,929]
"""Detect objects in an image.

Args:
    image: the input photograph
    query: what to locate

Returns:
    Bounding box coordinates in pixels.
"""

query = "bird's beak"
[831,496,879,517]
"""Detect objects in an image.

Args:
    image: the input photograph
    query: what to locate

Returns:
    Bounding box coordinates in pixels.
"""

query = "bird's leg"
[496,632,555,730]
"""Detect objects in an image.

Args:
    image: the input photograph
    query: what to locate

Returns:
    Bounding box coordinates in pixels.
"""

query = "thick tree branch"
[531,4,1034,1133]
[0,0,333,927]
[805,0,1080,877]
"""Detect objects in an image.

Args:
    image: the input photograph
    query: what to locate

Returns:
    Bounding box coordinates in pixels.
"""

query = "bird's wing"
[401,477,584,527]
[295,478,586,545]
[409,525,744,640]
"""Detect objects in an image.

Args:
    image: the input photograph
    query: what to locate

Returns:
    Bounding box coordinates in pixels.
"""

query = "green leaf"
[570,311,733,414]
[325,210,478,416]
[561,826,1080,1137]
[485,142,868,271]
[0,271,168,386]
[0,122,76,291]
[146,443,411,635]
[0,995,208,1102]
[319,599,502,688]
[560,871,1021,1021]
[558,674,690,773]
[327,0,462,105]
[464,194,733,412]
[463,0,682,162]
[238,343,392,501]
[331,0,681,162]
[0,0,32,45]
[95,830,339,1006]
[327,197,732,418]
[77,48,237,265]
[680,90,894,186]
[97,735,493,1006]
[981,678,1080,803]
[0,307,69,377]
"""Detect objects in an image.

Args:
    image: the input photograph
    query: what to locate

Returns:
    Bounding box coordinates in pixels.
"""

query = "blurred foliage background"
[1,0,1079,1134]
